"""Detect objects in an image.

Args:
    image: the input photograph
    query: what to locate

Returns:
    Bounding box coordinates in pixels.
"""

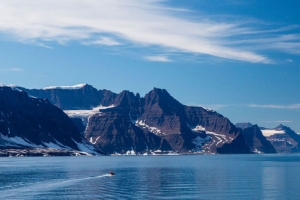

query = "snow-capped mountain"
[236,122,300,154]
[69,87,250,154]
[0,85,104,156]
[17,83,295,155]
[261,124,300,153]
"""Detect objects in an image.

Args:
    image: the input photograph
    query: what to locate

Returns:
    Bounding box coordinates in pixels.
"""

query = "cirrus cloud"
[0,0,297,64]
[144,55,172,62]
[248,104,300,109]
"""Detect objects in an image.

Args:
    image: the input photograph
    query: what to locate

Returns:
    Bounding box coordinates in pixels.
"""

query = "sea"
[0,154,300,200]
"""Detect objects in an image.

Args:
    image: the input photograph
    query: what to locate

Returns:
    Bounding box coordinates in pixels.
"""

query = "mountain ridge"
[3,83,297,155]
[18,84,252,154]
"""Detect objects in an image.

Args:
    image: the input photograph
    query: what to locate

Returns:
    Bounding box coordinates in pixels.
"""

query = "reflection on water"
[0,155,300,199]
[261,156,300,200]
[262,164,285,199]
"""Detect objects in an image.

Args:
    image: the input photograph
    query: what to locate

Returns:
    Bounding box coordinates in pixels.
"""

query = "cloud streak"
[0,0,297,63]
[144,55,172,62]
[83,37,122,46]
[248,104,300,109]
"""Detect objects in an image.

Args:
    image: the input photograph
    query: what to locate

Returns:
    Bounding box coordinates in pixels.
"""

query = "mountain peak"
[276,124,291,131]
[235,122,254,129]
[113,90,137,107]
[145,88,181,107]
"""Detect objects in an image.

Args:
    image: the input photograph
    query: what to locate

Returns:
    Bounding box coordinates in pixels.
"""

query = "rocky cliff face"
[17,84,253,154]
[83,87,250,154]
[184,106,250,154]
[85,109,172,154]
[261,125,300,153]
[0,86,102,155]
[241,125,276,154]
[18,84,117,110]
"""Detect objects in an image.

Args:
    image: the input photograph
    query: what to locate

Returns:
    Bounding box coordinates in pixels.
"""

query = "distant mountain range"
[0,84,298,156]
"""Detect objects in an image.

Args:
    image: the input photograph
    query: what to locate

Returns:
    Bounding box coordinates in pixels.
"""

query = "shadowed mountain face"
[18,84,117,110]
[241,125,277,154]
[85,109,172,154]
[0,86,102,155]
[20,85,252,154]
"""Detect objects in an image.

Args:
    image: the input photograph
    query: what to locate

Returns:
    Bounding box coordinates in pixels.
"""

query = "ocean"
[1,155,300,199]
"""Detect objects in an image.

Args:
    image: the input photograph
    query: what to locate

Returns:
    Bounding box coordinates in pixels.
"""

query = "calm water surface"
[0,155,300,200]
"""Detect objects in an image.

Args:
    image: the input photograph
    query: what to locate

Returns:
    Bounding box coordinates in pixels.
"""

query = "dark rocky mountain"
[85,109,172,154]
[84,88,250,154]
[235,122,254,129]
[240,124,276,154]
[18,84,253,154]
[17,84,117,110]
[0,86,103,155]
[184,106,250,154]
[261,125,300,153]
[11,83,300,155]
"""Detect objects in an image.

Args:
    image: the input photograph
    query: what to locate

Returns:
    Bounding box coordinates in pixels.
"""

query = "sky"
[0,0,299,132]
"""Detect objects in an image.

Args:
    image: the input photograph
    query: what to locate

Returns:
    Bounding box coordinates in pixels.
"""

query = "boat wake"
[0,174,112,199]
[58,174,111,185]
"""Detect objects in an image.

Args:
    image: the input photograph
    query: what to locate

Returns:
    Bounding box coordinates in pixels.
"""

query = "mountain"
[18,84,252,154]
[17,84,117,110]
[240,124,276,154]
[85,88,251,154]
[85,108,172,154]
[235,122,254,129]
[261,125,300,153]
[0,86,103,156]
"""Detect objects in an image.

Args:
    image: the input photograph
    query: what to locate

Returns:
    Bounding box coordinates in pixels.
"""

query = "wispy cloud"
[193,104,237,110]
[83,37,122,46]
[248,104,300,109]
[0,0,297,63]
[144,55,172,62]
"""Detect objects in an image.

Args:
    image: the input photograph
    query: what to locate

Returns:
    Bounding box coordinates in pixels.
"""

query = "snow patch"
[125,149,136,155]
[253,149,263,154]
[43,141,68,150]
[42,139,72,150]
[89,136,101,144]
[262,129,286,137]
[134,120,165,135]
[191,125,206,132]
[73,139,98,155]
[64,105,115,132]
[43,84,87,90]
[203,107,214,112]
[64,105,115,118]
[0,134,43,148]
[111,150,179,156]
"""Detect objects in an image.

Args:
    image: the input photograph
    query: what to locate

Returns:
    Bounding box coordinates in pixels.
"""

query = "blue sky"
[0,0,299,132]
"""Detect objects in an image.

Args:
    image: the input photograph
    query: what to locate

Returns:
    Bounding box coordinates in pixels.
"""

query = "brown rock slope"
[85,88,250,154]
[0,86,103,155]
